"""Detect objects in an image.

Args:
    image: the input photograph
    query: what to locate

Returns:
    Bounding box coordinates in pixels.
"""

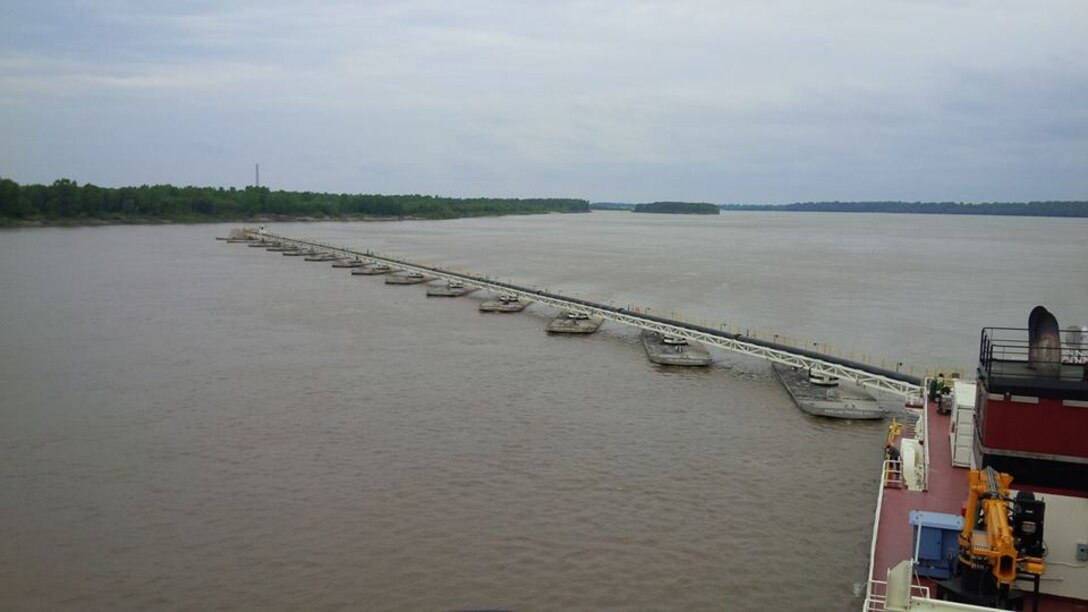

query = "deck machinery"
[955,467,1046,607]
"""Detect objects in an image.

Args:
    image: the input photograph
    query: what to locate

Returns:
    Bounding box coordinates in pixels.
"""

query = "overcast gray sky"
[1,0,1085,203]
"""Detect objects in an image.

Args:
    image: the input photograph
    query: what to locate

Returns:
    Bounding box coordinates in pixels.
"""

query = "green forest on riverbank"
[720,201,1088,217]
[632,201,720,214]
[3,177,1084,225]
[0,178,590,225]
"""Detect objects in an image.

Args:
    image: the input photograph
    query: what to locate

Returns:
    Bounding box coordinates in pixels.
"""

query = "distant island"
[595,200,1087,218]
[589,202,636,211]
[719,201,1088,217]
[632,202,720,215]
[0,178,590,226]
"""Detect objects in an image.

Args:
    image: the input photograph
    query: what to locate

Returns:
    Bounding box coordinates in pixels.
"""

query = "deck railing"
[980,326,1088,382]
[882,459,903,489]
[909,400,929,492]
[863,579,931,611]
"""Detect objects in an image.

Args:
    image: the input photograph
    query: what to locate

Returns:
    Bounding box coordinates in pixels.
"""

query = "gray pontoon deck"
[426,282,478,297]
[547,312,604,334]
[640,330,711,366]
[385,271,432,285]
[480,295,529,312]
[772,364,885,419]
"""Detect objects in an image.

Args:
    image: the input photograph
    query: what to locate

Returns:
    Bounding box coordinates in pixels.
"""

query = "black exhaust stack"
[1027,305,1061,377]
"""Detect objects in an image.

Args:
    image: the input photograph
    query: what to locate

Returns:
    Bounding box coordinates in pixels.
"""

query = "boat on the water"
[480,294,528,313]
[546,311,604,334]
[351,263,394,275]
[426,280,477,297]
[304,252,337,262]
[772,363,884,419]
[864,306,1088,611]
[385,270,431,285]
[640,330,711,366]
[331,257,366,268]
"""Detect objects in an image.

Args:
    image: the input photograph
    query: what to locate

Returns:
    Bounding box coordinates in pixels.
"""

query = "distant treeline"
[0,178,590,224]
[719,201,1088,217]
[634,201,719,215]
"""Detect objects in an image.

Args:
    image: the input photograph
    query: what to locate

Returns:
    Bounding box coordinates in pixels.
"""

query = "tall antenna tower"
[255,163,260,188]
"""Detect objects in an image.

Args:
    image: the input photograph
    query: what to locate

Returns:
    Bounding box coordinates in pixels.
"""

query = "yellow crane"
[958,467,1046,596]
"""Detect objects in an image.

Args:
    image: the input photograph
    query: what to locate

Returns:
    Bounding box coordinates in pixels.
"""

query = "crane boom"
[959,467,1046,589]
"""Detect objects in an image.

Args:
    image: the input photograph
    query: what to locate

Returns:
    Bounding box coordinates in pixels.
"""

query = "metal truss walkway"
[256,230,922,397]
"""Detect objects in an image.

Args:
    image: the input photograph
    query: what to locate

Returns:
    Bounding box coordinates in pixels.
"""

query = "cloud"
[2,0,1086,201]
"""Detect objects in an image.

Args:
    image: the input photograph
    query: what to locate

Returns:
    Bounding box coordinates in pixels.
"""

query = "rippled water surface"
[1,212,1084,610]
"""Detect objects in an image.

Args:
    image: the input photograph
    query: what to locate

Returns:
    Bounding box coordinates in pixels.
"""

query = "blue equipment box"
[909,510,964,579]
